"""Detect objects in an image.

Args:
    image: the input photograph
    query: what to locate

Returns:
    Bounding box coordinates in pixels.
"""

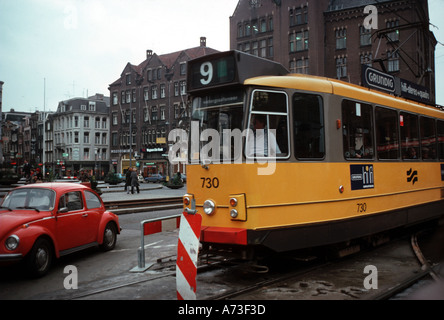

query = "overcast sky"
[0,0,443,113]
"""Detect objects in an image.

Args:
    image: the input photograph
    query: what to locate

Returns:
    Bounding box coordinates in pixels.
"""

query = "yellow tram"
[180,50,444,258]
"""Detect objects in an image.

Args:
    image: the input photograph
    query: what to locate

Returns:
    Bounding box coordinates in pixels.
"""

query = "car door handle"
[82,214,88,218]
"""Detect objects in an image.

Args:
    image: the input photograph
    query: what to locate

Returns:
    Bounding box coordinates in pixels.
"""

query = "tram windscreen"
[190,91,245,163]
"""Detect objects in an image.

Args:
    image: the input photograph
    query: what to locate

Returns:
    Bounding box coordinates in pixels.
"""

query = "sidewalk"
[0,180,187,201]
[99,182,187,202]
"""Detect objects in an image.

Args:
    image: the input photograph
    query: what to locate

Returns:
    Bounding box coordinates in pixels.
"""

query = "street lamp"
[130,77,144,170]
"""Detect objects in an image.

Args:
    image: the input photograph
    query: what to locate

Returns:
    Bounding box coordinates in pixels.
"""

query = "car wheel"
[25,238,53,278]
[100,223,117,252]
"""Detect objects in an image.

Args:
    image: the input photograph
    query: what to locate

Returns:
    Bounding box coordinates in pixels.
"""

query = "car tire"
[100,222,117,252]
[25,237,53,278]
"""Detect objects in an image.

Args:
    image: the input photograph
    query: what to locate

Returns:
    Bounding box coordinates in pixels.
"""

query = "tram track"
[201,226,444,300]
[66,257,235,300]
[62,226,443,300]
[103,197,183,214]
[372,232,443,300]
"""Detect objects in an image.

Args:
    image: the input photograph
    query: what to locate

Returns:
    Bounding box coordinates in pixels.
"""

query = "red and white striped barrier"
[176,211,202,300]
[143,217,180,236]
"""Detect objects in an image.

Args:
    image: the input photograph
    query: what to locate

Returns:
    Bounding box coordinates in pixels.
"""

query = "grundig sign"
[363,66,395,93]
[361,65,431,105]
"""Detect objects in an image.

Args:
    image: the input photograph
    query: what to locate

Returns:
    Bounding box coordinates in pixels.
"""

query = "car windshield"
[1,188,56,212]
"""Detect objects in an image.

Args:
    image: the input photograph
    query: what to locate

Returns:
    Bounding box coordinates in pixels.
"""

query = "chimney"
[200,37,206,47]
[146,50,153,58]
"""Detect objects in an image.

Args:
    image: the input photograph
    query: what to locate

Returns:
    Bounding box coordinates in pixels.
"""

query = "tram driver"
[247,114,281,157]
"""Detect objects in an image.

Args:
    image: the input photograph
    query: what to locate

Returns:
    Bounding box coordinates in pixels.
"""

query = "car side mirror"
[58,207,69,213]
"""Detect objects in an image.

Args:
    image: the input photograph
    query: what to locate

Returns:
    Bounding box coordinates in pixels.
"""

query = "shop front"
[113,147,169,178]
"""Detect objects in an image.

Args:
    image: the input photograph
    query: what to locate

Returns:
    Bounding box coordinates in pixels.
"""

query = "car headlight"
[203,200,216,216]
[5,235,20,251]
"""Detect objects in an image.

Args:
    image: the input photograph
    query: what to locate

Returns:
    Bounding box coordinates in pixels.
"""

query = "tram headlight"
[5,235,19,251]
[203,200,216,216]
[230,209,238,219]
[229,198,238,207]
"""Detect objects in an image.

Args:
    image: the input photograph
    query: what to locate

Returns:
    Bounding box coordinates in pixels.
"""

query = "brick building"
[108,37,218,176]
[230,0,436,103]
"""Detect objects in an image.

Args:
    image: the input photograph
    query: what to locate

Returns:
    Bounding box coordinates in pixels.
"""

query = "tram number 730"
[357,203,367,213]
[201,177,220,189]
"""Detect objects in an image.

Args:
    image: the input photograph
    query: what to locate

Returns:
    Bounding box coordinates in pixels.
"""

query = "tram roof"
[244,73,443,118]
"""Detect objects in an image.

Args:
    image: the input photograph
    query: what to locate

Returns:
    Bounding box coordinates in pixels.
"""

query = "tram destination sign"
[188,50,288,93]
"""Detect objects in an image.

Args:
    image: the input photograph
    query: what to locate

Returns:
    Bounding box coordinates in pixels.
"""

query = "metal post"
[130,214,182,273]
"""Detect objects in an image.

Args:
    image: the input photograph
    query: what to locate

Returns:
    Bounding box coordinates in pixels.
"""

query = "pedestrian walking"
[125,168,132,194]
[23,160,31,180]
[131,169,140,194]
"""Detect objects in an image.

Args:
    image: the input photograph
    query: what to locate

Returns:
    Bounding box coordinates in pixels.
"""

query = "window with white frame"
[174,82,179,96]
[84,148,90,160]
[160,84,166,98]
[180,81,186,95]
[84,132,89,144]
[160,106,165,120]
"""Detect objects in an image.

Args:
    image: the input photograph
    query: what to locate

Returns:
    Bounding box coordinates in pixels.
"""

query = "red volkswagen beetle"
[0,183,120,277]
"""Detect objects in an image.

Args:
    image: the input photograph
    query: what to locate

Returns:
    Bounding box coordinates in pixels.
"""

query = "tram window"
[293,93,325,159]
[437,121,444,160]
[251,90,287,113]
[400,112,420,160]
[246,90,289,158]
[375,107,399,160]
[191,92,245,162]
[342,100,374,159]
[420,117,437,160]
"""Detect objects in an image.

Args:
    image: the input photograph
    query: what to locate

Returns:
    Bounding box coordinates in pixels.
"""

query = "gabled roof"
[109,44,219,88]
[57,97,109,114]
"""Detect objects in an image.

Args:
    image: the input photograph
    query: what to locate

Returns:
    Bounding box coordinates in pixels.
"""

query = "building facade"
[0,81,4,165]
[52,94,110,178]
[1,110,33,169]
[108,37,218,177]
[230,0,436,103]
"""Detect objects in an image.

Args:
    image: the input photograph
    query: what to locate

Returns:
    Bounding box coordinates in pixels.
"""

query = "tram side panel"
[185,95,444,254]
